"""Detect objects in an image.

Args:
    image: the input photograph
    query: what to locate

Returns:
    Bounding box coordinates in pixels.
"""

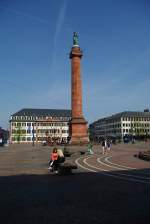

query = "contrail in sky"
[54,0,68,47]
[50,0,68,73]
[0,5,48,23]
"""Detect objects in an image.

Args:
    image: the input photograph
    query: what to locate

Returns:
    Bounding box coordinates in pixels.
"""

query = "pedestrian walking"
[87,142,94,155]
[107,140,111,151]
[101,140,107,154]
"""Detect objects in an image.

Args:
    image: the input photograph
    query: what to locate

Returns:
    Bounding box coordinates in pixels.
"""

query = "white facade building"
[10,108,71,144]
[89,111,150,141]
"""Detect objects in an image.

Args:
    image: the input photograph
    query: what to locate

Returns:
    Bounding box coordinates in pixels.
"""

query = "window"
[37,137,43,141]
[21,129,26,134]
[27,137,31,141]
[21,137,26,141]
[12,137,16,141]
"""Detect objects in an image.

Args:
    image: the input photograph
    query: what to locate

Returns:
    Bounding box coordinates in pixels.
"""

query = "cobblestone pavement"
[0,142,150,224]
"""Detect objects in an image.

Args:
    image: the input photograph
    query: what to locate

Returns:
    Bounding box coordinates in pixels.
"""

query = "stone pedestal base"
[70,117,89,145]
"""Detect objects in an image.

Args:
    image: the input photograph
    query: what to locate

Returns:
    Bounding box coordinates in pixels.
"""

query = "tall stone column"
[70,32,89,144]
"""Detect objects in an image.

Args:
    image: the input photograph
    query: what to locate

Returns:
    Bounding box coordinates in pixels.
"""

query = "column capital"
[70,47,83,59]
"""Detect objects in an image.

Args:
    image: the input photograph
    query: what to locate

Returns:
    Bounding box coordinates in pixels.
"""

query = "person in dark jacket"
[49,148,59,172]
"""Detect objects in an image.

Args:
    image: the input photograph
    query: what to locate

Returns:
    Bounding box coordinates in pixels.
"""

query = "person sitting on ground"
[57,148,65,163]
[49,147,59,172]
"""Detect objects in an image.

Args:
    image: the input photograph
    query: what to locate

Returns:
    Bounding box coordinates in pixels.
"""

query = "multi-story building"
[10,108,71,144]
[89,110,150,141]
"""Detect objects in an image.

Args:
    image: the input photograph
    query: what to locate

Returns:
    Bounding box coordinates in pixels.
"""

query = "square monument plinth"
[70,118,89,145]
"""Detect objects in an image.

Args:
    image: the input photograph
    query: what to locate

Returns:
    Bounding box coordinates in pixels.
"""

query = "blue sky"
[0,0,150,129]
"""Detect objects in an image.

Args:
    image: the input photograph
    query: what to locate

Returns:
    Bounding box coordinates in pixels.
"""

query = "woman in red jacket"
[49,148,59,172]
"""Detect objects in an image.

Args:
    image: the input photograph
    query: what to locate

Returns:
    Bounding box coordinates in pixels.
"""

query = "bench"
[57,162,77,175]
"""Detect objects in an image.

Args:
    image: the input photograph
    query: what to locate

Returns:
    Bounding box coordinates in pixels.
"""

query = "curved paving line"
[97,157,150,181]
[95,152,150,175]
[105,156,136,170]
[75,156,97,173]
[75,155,150,184]
[105,156,150,175]
[97,157,130,171]
[83,156,108,172]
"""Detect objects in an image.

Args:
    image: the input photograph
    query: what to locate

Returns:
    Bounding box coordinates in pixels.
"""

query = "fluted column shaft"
[71,47,83,118]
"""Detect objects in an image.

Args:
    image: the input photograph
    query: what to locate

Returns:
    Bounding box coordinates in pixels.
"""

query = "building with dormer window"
[10,108,71,144]
[89,110,150,141]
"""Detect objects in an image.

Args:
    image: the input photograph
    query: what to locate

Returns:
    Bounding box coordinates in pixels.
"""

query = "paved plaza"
[0,142,150,223]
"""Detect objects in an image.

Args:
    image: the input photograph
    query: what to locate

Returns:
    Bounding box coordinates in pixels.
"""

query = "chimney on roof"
[144,108,149,112]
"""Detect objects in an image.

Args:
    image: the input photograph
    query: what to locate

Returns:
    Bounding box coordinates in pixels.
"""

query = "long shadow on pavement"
[0,169,150,224]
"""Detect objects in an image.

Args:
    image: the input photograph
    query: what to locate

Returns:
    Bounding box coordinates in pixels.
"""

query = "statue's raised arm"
[73,32,79,46]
